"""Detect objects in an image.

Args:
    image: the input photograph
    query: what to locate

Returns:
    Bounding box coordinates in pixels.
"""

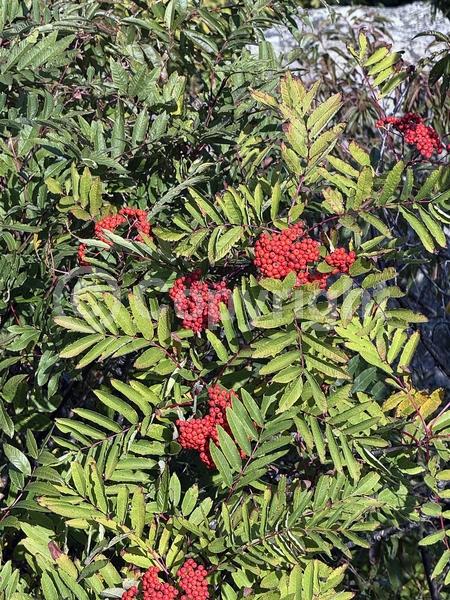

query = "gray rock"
[264,1,450,66]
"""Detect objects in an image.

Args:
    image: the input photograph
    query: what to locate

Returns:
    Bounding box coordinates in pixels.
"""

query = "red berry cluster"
[141,567,179,600]
[121,561,209,600]
[254,222,320,279]
[376,113,443,159]
[326,248,356,274]
[77,243,87,266]
[95,208,151,244]
[77,208,151,264]
[94,213,126,243]
[169,271,231,333]
[301,271,330,289]
[177,385,236,468]
[253,222,355,290]
[178,559,209,600]
[122,586,138,600]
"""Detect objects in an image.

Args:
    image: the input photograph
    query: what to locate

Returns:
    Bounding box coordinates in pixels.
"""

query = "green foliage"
[0,1,450,599]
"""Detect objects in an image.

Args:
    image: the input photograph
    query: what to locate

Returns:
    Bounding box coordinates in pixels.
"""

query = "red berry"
[307,272,329,289]
[326,248,356,274]
[77,243,87,265]
[177,385,238,468]
[121,586,138,600]
[140,566,178,600]
[376,113,442,159]
[253,225,356,291]
[169,273,230,334]
[121,560,210,599]
[178,559,209,600]
[95,213,127,244]
[94,208,152,246]
[253,222,320,281]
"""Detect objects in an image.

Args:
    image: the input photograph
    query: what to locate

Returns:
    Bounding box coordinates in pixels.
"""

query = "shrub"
[0,2,450,599]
